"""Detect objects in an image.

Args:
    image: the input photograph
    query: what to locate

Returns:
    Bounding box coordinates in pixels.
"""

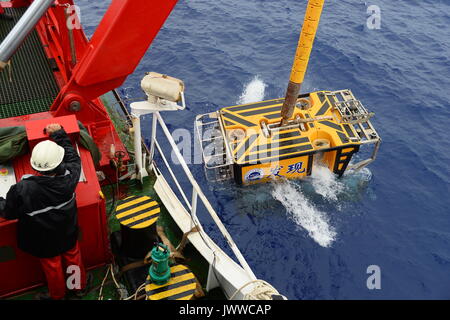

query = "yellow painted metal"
[116,203,158,220]
[290,0,326,84]
[241,155,311,185]
[115,195,160,229]
[145,264,198,300]
[219,90,361,185]
[281,0,326,124]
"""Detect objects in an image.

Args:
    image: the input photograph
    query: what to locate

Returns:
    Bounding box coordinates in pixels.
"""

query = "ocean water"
[78,0,450,299]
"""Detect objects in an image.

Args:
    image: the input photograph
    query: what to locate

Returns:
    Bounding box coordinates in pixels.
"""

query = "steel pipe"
[0,0,55,68]
[280,0,325,125]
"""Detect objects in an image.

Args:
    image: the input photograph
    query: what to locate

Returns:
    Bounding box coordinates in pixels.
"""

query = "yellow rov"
[195,0,381,185]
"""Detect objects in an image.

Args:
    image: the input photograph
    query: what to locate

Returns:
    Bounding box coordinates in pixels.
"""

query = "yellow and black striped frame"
[219,91,362,185]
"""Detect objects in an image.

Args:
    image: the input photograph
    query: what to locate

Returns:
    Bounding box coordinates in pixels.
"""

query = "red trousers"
[39,241,86,300]
[0,6,4,14]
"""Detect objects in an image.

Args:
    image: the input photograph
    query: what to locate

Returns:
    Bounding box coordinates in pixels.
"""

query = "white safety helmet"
[30,140,65,172]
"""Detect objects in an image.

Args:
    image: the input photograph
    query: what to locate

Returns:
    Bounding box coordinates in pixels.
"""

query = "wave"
[271,178,337,248]
[237,76,266,104]
[310,164,347,203]
[271,165,373,247]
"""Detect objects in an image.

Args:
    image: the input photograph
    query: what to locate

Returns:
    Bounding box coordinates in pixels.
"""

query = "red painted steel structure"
[0,0,178,297]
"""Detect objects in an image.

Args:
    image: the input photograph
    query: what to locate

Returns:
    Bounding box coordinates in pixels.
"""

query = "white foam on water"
[271,179,337,248]
[270,165,373,247]
[237,76,266,104]
[343,166,373,181]
[310,165,347,203]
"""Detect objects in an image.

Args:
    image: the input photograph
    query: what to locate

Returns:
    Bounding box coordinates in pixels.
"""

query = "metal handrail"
[0,0,55,66]
[153,138,192,211]
[151,111,257,280]
[194,113,234,170]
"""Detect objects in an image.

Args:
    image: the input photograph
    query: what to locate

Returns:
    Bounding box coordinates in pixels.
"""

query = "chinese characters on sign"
[287,162,306,174]
[270,162,306,177]
[269,166,283,178]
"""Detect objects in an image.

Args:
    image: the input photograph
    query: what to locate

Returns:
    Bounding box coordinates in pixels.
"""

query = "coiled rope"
[229,280,285,300]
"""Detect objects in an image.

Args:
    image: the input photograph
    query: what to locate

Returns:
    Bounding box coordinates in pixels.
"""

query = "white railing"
[149,111,257,280]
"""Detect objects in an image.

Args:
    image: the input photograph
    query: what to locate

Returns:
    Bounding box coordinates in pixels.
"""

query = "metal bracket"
[195,112,234,182]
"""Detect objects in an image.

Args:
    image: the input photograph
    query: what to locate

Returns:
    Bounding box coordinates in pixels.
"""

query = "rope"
[229,280,284,301]
[98,265,110,300]
[156,225,185,260]
[123,282,147,300]
[176,225,200,252]
[109,264,121,290]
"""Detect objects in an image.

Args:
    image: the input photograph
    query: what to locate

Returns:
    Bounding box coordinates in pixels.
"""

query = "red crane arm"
[51,0,178,115]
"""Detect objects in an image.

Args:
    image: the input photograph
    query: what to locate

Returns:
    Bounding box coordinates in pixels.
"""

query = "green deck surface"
[100,94,226,300]
[0,6,59,119]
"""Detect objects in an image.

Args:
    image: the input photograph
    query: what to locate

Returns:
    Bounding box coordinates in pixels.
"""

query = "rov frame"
[195,89,381,185]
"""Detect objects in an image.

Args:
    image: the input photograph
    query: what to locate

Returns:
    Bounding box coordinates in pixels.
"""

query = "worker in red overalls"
[0,124,90,300]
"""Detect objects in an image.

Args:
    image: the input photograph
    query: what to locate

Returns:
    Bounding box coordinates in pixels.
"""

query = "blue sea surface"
[78,0,450,299]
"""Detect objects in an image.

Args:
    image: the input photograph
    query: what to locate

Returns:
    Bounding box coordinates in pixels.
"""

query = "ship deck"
[0,2,226,300]
[9,173,224,300]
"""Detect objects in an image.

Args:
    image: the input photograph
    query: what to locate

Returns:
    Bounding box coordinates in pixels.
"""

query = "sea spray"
[310,165,347,203]
[309,165,373,204]
[271,179,337,248]
[237,76,266,104]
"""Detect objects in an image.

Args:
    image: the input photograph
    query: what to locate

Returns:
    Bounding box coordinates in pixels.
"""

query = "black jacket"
[0,129,81,258]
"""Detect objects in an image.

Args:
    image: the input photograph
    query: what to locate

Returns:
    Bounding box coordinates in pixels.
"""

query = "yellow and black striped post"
[280,0,326,125]
[116,195,160,229]
[115,195,161,259]
[145,264,200,300]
